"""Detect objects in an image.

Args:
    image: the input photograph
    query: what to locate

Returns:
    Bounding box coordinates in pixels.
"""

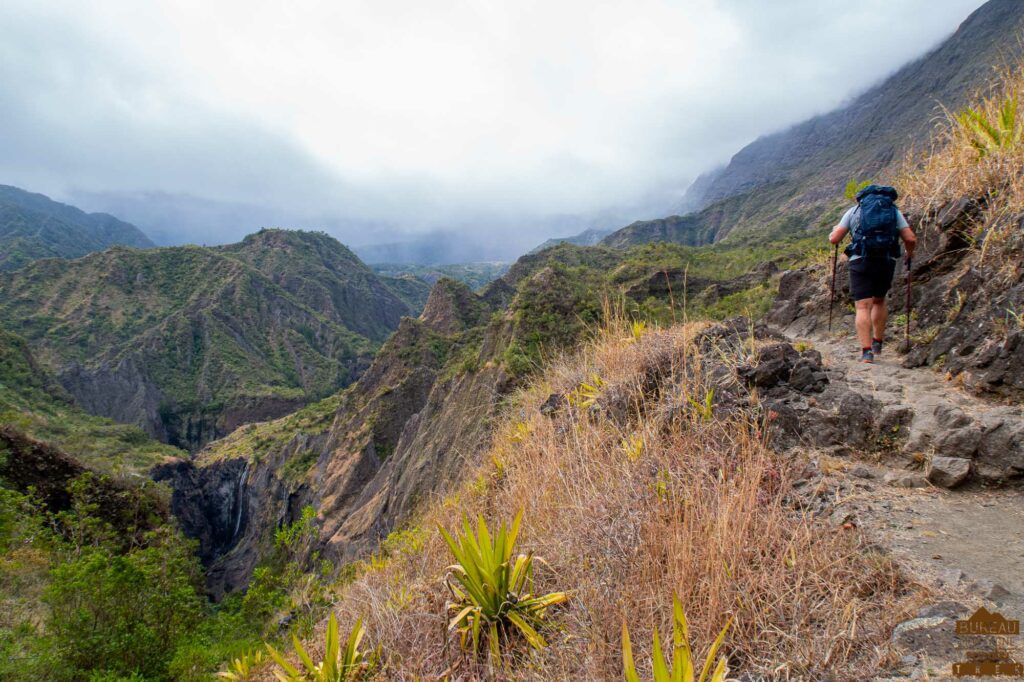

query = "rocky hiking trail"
[789,327,1024,680]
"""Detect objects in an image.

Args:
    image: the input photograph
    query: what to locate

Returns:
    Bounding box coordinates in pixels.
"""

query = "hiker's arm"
[828,225,848,244]
[900,226,917,256]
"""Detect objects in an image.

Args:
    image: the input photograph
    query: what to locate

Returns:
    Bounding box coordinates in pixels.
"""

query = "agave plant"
[567,373,605,409]
[621,433,645,462]
[630,320,648,342]
[440,510,568,663]
[622,594,732,682]
[217,648,266,681]
[955,93,1023,157]
[266,612,370,682]
[686,388,714,422]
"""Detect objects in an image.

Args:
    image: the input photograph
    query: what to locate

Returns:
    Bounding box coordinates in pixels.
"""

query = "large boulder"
[926,456,971,488]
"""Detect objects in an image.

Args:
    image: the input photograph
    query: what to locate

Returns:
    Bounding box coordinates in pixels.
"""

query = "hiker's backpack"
[848,185,902,258]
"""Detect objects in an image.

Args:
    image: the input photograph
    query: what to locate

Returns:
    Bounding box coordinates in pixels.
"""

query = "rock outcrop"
[701,318,1024,487]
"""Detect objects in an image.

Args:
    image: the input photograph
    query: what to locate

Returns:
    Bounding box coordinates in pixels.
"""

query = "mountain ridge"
[0,184,155,271]
[603,0,1024,248]
[0,228,421,451]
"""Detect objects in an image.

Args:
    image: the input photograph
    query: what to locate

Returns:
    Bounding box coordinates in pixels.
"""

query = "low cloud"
[0,0,984,258]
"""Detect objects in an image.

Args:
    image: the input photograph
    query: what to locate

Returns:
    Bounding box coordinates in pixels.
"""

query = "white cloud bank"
[0,0,984,257]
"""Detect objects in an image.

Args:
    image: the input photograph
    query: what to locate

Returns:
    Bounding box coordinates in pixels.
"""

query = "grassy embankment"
[257,318,914,680]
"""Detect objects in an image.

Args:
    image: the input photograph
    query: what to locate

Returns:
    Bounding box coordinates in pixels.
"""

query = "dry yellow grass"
[898,59,1024,270]
[259,320,917,680]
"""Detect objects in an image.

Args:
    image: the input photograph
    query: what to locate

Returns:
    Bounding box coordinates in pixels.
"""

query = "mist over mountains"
[1,1,985,261]
[600,0,1024,249]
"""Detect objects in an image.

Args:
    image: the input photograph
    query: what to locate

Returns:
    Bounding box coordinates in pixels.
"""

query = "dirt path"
[789,327,1024,679]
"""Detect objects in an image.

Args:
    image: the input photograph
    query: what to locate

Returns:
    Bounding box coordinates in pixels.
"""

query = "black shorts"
[848,257,896,301]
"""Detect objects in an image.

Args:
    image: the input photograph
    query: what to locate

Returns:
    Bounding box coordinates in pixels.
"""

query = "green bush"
[43,527,205,680]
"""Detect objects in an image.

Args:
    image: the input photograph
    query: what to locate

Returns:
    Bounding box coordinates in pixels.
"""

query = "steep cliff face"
[152,441,319,598]
[0,230,415,451]
[166,277,514,593]
[0,327,182,473]
[603,0,1024,248]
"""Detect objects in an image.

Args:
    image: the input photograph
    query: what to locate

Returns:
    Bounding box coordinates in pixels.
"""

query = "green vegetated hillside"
[371,261,509,292]
[374,273,433,313]
[0,328,183,473]
[0,228,419,451]
[220,230,417,342]
[602,0,1024,249]
[170,235,822,598]
[529,225,612,252]
[0,184,155,272]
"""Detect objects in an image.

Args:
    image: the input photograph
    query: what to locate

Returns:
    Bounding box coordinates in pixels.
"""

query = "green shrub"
[42,527,205,680]
[956,93,1023,157]
[843,179,872,200]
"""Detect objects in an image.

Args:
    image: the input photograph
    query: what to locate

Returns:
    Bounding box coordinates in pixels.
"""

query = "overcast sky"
[0,0,984,259]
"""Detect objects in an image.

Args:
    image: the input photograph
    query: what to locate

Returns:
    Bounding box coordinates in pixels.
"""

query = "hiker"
[829,185,916,363]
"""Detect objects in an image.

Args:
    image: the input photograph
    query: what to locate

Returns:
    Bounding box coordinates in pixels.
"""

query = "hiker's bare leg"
[871,297,887,341]
[855,299,873,349]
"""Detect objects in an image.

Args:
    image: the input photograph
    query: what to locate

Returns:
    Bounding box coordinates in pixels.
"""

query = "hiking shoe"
[871,339,883,356]
[860,349,874,364]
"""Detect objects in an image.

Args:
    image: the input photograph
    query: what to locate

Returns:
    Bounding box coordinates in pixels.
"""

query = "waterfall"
[232,463,249,540]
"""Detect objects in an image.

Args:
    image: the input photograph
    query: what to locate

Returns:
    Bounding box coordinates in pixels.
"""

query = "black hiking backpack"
[848,185,902,259]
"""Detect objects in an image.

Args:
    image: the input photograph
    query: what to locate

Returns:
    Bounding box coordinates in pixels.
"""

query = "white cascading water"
[232,463,249,540]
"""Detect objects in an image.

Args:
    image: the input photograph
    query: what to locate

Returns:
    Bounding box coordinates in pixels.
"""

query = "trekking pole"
[904,256,913,347]
[827,243,839,332]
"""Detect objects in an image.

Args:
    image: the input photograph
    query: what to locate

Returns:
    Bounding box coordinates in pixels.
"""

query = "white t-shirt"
[839,205,908,261]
